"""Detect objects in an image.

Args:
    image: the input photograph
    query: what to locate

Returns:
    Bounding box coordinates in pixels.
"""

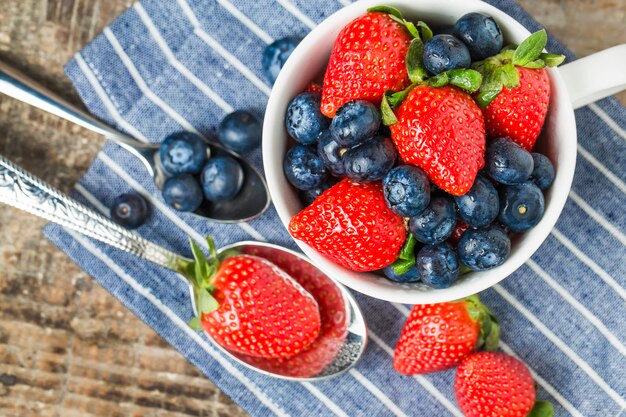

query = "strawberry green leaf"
[406,38,428,83]
[417,21,433,42]
[540,53,565,67]
[513,29,547,67]
[527,401,555,417]
[476,68,504,108]
[459,265,473,275]
[465,294,500,351]
[524,59,545,69]
[218,248,241,262]
[428,72,449,87]
[199,289,219,314]
[404,21,420,39]
[381,92,399,126]
[498,63,520,88]
[188,316,202,330]
[391,259,415,275]
[391,234,418,274]
[387,86,414,107]
[367,5,403,21]
[447,69,483,93]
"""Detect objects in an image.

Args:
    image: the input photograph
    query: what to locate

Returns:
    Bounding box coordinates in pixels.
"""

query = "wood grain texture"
[0,0,625,416]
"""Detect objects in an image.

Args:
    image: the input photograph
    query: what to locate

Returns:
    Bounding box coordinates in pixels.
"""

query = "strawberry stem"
[464,295,500,351]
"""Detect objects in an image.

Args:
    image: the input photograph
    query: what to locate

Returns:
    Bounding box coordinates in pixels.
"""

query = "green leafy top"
[527,401,555,417]
[390,234,418,275]
[473,29,565,107]
[463,294,500,351]
[174,236,223,330]
[367,5,433,41]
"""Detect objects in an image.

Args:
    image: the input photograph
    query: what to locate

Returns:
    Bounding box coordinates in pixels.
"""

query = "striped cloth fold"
[44,1,626,416]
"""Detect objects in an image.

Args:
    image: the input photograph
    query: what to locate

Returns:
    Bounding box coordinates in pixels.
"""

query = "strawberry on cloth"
[394,295,499,375]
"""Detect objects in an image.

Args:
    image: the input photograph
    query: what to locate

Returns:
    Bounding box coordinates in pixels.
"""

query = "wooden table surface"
[0,1,625,416]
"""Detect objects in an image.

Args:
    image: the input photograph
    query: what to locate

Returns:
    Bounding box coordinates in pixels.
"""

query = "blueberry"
[330,100,381,147]
[383,165,431,217]
[409,196,456,244]
[486,137,534,185]
[285,92,330,145]
[159,132,208,175]
[417,243,460,289]
[218,110,262,153]
[423,34,471,75]
[454,12,503,60]
[454,175,499,228]
[283,144,328,190]
[458,225,511,271]
[531,153,555,190]
[498,181,545,232]
[382,264,421,283]
[201,156,244,202]
[300,176,338,206]
[342,136,397,183]
[317,130,346,176]
[262,37,300,84]
[110,193,150,229]
[162,175,204,212]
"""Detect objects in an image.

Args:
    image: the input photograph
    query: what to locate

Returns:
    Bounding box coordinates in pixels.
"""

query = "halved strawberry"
[321,10,413,117]
[474,30,565,150]
[394,295,499,375]
[178,238,321,359]
[389,84,486,196]
[289,179,406,272]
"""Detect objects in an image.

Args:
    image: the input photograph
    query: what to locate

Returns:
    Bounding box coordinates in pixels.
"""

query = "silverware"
[0,155,367,380]
[0,61,270,223]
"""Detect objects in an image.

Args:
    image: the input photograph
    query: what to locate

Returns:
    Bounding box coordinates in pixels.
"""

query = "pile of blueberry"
[159,110,261,213]
[283,96,554,290]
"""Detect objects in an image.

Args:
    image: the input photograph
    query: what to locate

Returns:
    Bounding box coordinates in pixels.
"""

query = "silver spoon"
[0,61,270,223]
[0,154,367,380]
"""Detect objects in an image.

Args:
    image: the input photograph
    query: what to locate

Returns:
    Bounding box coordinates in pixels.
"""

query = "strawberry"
[393,295,499,375]
[320,10,412,117]
[236,246,348,377]
[305,82,323,94]
[455,352,554,417]
[474,30,565,150]
[389,84,486,196]
[289,178,406,272]
[450,221,470,246]
[178,238,321,359]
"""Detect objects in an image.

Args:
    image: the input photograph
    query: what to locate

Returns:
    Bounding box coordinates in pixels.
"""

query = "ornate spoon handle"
[0,155,187,268]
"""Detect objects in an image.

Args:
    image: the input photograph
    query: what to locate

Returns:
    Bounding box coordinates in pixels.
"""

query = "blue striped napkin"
[44,0,626,416]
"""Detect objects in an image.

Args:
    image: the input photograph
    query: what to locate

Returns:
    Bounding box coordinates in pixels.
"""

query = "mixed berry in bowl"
[282,6,563,290]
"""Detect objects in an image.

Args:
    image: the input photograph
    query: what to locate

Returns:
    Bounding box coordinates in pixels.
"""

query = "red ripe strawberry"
[305,82,323,94]
[393,296,499,375]
[289,178,406,272]
[390,85,486,196]
[455,352,553,417]
[483,67,550,151]
[475,29,565,151]
[321,11,412,117]
[237,246,348,377]
[450,221,470,246]
[200,255,321,359]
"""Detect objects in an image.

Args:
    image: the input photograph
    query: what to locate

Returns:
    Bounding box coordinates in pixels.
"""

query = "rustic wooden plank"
[0,0,625,416]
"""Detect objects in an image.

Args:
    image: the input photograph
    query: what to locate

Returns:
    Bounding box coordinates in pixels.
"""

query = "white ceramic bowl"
[263,0,625,304]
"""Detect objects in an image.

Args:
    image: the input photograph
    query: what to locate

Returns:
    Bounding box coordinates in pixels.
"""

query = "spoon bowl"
[0,61,270,223]
[0,154,366,380]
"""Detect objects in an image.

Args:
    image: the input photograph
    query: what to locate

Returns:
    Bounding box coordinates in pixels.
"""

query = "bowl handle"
[559,44,626,109]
